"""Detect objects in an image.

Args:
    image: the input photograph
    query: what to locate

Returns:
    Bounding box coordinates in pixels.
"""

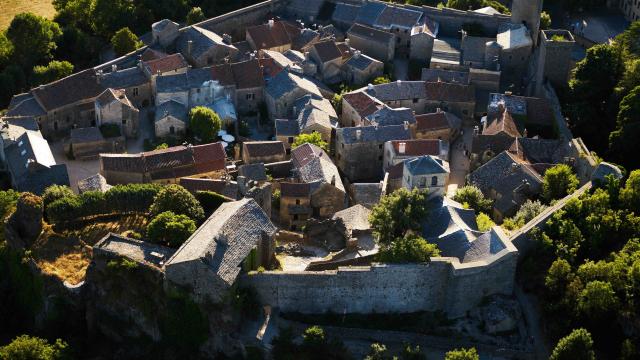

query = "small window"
[122,119,127,125]
[378,155,382,161]
[420,177,427,187]
[197,88,201,94]
[293,214,299,220]
[169,126,175,134]
[378,144,383,149]
[413,98,418,103]
[20,149,26,156]
[133,88,139,96]
[288,137,294,144]
[296,199,300,205]
[431,176,438,186]
[18,141,23,147]
[54,122,58,130]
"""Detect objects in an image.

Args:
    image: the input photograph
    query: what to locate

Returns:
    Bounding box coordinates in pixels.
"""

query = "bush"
[147,211,196,247]
[543,164,579,202]
[370,188,429,245]
[452,186,493,214]
[476,213,494,231]
[502,200,546,230]
[0,335,69,360]
[272,189,281,210]
[377,233,440,264]
[189,106,222,143]
[549,328,596,360]
[110,27,142,56]
[150,185,204,222]
[42,185,74,212]
[0,189,20,219]
[194,190,230,217]
[444,347,479,360]
[292,132,328,152]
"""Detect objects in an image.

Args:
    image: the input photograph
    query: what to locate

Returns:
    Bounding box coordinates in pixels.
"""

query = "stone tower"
[511,0,544,45]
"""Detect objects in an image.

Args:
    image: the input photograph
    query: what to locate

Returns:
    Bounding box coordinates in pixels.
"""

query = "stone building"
[100,142,226,185]
[340,91,384,128]
[410,23,437,62]
[142,53,189,93]
[66,127,122,160]
[210,59,265,113]
[245,20,301,52]
[414,110,461,141]
[383,139,448,171]
[165,198,277,303]
[280,182,312,231]
[176,26,239,67]
[151,19,180,49]
[511,0,543,46]
[401,155,450,198]
[347,23,395,62]
[308,40,344,84]
[264,71,323,119]
[343,51,384,86]
[242,141,286,165]
[532,30,576,96]
[100,66,152,109]
[335,125,411,182]
[154,100,188,138]
[95,88,139,138]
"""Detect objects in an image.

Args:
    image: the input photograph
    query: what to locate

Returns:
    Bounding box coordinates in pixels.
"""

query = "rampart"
[240,236,518,319]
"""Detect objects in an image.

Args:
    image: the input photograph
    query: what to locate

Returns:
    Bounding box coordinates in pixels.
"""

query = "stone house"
[151,19,180,49]
[245,20,301,52]
[383,139,448,171]
[100,66,153,109]
[496,24,533,84]
[264,71,323,119]
[280,182,312,231]
[142,53,189,94]
[95,88,139,138]
[66,127,122,160]
[100,142,226,185]
[165,198,277,303]
[335,125,411,182]
[401,155,450,199]
[5,131,69,194]
[340,91,384,127]
[154,100,188,138]
[343,51,384,86]
[308,40,344,84]
[347,23,395,62]
[176,26,239,67]
[155,68,226,108]
[242,141,286,165]
[414,110,461,141]
[210,59,265,113]
[409,22,437,62]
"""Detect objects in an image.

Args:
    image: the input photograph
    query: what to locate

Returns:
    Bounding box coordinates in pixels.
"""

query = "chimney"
[396,79,401,86]
[354,50,361,59]
[399,142,406,154]
[268,19,274,28]
[112,64,118,72]
[436,107,441,113]
[356,129,362,140]
[187,40,193,56]
[367,83,373,91]
[345,38,350,46]
[223,33,232,44]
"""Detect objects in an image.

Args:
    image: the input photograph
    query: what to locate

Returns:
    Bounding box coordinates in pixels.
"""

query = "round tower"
[511,0,544,45]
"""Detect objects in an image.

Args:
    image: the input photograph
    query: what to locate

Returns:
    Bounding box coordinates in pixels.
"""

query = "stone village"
[0,0,626,358]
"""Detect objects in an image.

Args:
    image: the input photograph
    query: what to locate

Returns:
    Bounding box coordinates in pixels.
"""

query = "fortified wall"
[241,237,518,319]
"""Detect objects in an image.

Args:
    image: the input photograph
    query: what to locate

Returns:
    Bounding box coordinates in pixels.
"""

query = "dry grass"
[32,215,148,285]
[0,0,56,30]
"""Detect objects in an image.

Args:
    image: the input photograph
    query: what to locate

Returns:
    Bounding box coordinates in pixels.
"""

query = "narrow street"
[446,125,474,197]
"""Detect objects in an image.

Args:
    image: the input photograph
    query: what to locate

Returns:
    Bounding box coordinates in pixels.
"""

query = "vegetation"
[110,27,142,56]
[540,11,552,30]
[107,257,138,272]
[549,328,596,360]
[452,186,493,214]
[446,0,509,14]
[372,75,391,85]
[370,188,429,245]
[99,123,121,138]
[189,106,222,143]
[292,132,328,152]
[159,287,209,355]
[147,211,196,247]
[186,7,206,25]
[149,184,204,222]
[270,326,352,360]
[377,232,440,263]
[475,213,494,232]
[542,164,579,202]
[194,190,230,217]
[444,347,479,360]
[502,200,547,231]
[32,60,73,85]
[0,335,69,360]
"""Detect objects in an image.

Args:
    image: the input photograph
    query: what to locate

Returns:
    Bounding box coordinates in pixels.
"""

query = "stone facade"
[95,89,139,138]
[347,23,395,62]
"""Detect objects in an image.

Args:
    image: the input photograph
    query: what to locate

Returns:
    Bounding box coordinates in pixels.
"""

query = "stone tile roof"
[345,52,379,71]
[16,164,70,195]
[376,4,423,29]
[238,163,267,182]
[350,183,382,209]
[179,178,239,199]
[332,3,360,24]
[143,53,188,75]
[355,2,386,26]
[389,139,442,157]
[265,71,322,99]
[462,36,493,64]
[275,119,300,137]
[243,141,286,159]
[292,28,320,51]
[211,59,264,89]
[166,198,277,286]
[404,155,449,176]
[280,182,312,197]
[483,110,521,138]
[367,81,426,101]
[176,26,238,61]
[77,174,112,193]
[102,67,149,89]
[6,95,46,117]
[155,100,188,123]
[293,95,338,121]
[366,106,415,127]
[31,69,105,111]
[152,19,178,32]
[497,23,532,50]
[297,107,332,132]
[343,91,383,119]
[141,48,168,62]
[337,125,410,145]
[96,88,133,108]
[1,117,40,146]
[471,134,516,155]
[246,20,301,50]
[312,40,342,63]
[291,143,345,193]
[348,23,394,44]
[332,204,371,233]
[415,111,461,132]
[70,127,105,143]
[156,68,213,93]
[424,81,475,103]
[510,137,568,164]
[96,233,175,268]
[8,93,32,110]
[421,69,470,84]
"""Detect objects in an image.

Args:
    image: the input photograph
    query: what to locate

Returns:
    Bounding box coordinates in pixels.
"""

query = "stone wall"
[241,244,518,318]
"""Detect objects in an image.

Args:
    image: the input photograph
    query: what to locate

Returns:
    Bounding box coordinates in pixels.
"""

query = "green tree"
[444,347,479,360]
[0,335,69,360]
[372,76,391,85]
[189,106,222,143]
[549,328,596,360]
[0,32,12,69]
[545,258,574,297]
[292,132,328,152]
[0,190,20,220]
[90,0,137,37]
[400,344,426,360]
[147,211,196,247]
[540,11,552,30]
[302,326,325,349]
[369,188,429,245]
[6,13,62,70]
[578,280,619,317]
[502,200,547,230]
[364,343,389,360]
[452,186,493,214]
[620,170,640,213]
[475,213,494,231]
[149,184,205,221]
[111,27,142,57]
[32,60,73,86]
[187,7,206,25]
[377,232,440,264]
[609,86,640,169]
[543,164,579,202]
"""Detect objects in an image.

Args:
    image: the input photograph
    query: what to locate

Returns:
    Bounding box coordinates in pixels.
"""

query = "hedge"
[195,190,231,217]
[46,183,163,224]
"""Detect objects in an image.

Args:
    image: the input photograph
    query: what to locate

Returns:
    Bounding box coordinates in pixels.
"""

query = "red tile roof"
[389,139,441,157]
[243,141,286,158]
[246,20,301,50]
[211,59,265,89]
[312,40,342,63]
[342,92,382,118]
[192,142,227,173]
[259,57,284,79]
[484,110,522,138]
[424,81,475,103]
[144,53,188,75]
[415,112,449,131]
[141,48,168,62]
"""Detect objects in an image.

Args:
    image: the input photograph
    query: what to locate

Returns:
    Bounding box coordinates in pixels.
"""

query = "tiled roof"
[100,154,145,173]
[424,81,475,102]
[342,91,383,118]
[312,40,342,63]
[366,106,415,127]
[265,71,322,99]
[483,110,522,138]
[179,178,239,199]
[155,100,188,123]
[211,59,264,89]
[404,155,448,176]
[141,48,168,62]
[32,69,105,111]
[292,143,345,192]
[192,142,226,174]
[246,20,301,50]
[144,53,188,75]
[387,162,404,179]
[291,143,326,168]
[101,67,149,89]
[421,69,470,84]
[416,112,453,131]
[238,163,267,182]
[366,81,426,101]
[243,141,286,159]
[275,119,300,137]
[337,125,410,145]
[70,127,105,143]
[166,198,277,286]
[350,183,382,209]
[389,139,441,157]
[376,4,423,29]
[176,26,238,61]
[347,23,394,44]
[95,233,175,268]
[280,182,311,197]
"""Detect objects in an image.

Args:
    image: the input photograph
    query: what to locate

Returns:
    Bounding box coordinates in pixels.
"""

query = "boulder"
[5,193,44,249]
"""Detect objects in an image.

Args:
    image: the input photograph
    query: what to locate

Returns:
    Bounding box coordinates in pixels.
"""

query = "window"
[197,88,201,94]
[18,141,23,147]
[54,122,58,130]
[378,155,382,161]
[169,126,175,134]
[246,93,255,100]
[420,177,427,187]
[293,214,299,220]
[122,119,127,125]
[20,149,26,156]
[133,88,139,96]
[378,144,383,149]
[413,98,418,103]
[431,176,438,186]
[288,137,293,143]
[296,199,300,205]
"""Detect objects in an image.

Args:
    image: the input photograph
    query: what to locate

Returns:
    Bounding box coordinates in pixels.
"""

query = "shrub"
[502,200,547,230]
[147,211,197,247]
[104,183,162,214]
[46,195,83,223]
[42,185,74,212]
[0,189,20,219]
[444,347,479,360]
[0,335,69,360]
[370,188,429,245]
[189,106,222,143]
[194,191,230,217]
[377,233,440,264]
[543,164,579,202]
[186,7,206,25]
[111,27,142,56]
[272,189,281,210]
[292,132,328,152]
[107,257,138,272]
[549,328,596,360]
[476,213,494,231]
[453,186,493,214]
[150,184,204,222]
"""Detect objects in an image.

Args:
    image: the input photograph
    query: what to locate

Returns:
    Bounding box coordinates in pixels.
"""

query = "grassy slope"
[0,0,55,30]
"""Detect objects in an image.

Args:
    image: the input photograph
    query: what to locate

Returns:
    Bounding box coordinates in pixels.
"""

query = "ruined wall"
[241,247,518,318]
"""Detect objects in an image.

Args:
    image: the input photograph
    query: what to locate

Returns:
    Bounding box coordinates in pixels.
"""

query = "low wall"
[241,244,518,318]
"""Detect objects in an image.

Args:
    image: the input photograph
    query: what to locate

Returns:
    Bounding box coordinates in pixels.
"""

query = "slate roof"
[332,204,371,233]
[366,81,426,101]
[354,2,387,26]
[293,95,338,121]
[179,178,239,199]
[291,143,345,192]
[415,111,461,132]
[265,71,322,99]
[1,117,40,146]
[421,69,470,84]
[166,198,277,286]
[366,106,415,127]
[70,127,105,143]
[246,20,301,50]
[497,23,533,50]
[280,182,312,197]
[483,110,522,137]
[345,52,379,71]
[31,69,105,111]
[332,3,361,24]
[96,88,133,108]
[77,173,112,193]
[350,183,382,209]
[347,23,394,44]
[144,53,188,75]
[342,91,383,118]
[312,40,343,63]
[96,233,175,268]
[243,141,286,159]
[155,100,188,123]
[101,67,149,89]
[275,119,300,137]
[404,155,449,176]
[424,81,475,103]
[5,95,46,117]
[176,26,238,61]
[388,139,442,157]
[211,59,264,89]
[238,163,267,182]
[376,4,423,29]
[337,125,410,145]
